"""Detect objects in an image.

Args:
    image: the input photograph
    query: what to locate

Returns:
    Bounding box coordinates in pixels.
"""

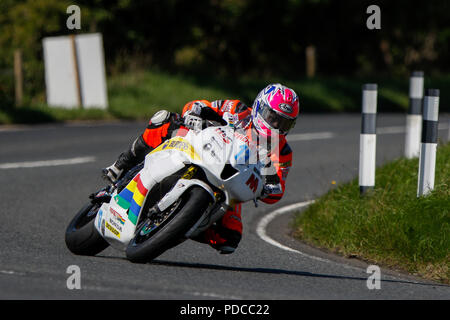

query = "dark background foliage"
[1,0,449,107]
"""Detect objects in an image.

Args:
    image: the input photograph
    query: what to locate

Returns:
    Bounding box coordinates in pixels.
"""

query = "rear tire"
[65,202,110,256]
[126,187,212,263]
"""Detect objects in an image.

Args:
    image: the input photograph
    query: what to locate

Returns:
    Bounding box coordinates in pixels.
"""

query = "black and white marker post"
[417,89,440,197]
[405,71,424,158]
[359,84,378,195]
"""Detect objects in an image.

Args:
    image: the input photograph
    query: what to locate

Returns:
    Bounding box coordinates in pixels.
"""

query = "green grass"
[292,143,450,284]
[107,71,234,119]
[1,70,450,125]
[107,71,449,115]
[0,70,240,124]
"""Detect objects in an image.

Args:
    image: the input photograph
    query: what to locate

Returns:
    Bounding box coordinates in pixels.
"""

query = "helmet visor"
[257,103,295,134]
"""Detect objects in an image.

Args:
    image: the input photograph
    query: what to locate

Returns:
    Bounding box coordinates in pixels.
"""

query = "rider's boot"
[192,205,243,254]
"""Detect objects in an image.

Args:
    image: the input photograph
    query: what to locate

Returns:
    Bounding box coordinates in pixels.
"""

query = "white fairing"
[94,201,138,249]
[188,126,265,203]
[95,125,265,249]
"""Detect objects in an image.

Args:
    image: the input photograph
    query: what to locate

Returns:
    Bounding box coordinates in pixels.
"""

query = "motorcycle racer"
[103,83,300,254]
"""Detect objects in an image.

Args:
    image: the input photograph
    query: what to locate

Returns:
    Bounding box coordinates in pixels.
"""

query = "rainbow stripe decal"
[114,173,148,225]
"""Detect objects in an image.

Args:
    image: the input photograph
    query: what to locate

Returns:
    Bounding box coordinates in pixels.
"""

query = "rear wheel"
[126,187,212,263]
[65,202,110,256]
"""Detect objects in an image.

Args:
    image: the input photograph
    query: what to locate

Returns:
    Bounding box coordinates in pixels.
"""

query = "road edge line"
[256,200,334,264]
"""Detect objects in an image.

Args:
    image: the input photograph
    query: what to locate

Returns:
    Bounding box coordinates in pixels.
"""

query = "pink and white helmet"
[251,83,300,137]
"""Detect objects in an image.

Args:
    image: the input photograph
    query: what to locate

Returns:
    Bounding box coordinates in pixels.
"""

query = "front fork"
[184,201,229,239]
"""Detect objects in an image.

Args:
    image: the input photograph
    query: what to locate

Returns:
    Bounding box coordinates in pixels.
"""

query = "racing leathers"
[104,99,293,254]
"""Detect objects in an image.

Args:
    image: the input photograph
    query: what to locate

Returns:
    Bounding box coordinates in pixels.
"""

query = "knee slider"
[150,110,170,126]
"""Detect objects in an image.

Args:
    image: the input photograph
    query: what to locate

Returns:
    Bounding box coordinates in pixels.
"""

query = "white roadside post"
[359,84,378,195]
[405,71,424,158]
[417,89,440,197]
[447,118,450,142]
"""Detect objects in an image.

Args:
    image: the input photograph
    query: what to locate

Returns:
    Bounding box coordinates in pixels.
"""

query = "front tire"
[65,202,110,256]
[126,187,212,263]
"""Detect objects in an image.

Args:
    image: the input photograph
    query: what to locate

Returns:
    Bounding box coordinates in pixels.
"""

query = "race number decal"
[245,174,259,193]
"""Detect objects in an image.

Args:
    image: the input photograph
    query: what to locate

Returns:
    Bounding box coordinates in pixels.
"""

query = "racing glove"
[258,158,282,199]
[260,172,283,199]
[222,112,239,127]
[184,114,203,131]
[261,182,283,199]
[183,101,206,131]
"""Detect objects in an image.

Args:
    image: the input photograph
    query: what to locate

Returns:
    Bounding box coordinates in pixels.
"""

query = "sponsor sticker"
[108,218,123,232]
[234,144,250,164]
[151,137,200,160]
[234,132,249,144]
[222,100,234,113]
[106,221,120,238]
[215,128,231,144]
[97,209,103,229]
[245,174,259,193]
[110,207,125,225]
[279,103,293,113]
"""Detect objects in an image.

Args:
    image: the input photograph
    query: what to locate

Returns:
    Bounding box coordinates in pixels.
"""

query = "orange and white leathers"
[181,99,293,203]
[180,99,293,251]
[110,99,293,252]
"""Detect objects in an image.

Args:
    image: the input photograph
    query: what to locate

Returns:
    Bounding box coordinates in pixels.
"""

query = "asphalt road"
[0,113,449,300]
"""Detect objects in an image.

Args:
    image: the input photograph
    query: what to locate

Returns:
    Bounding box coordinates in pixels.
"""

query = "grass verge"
[292,142,450,284]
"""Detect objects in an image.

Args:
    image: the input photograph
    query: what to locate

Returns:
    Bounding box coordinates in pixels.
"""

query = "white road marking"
[288,132,335,141]
[0,270,16,275]
[0,121,132,132]
[287,123,449,141]
[0,156,96,169]
[255,201,433,283]
[0,270,25,276]
[377,123,449,135]
[256,201,333,264]
[377,126,407,134]
[191,291,242,300]
[256,201,371,270]
[0,126,31,132]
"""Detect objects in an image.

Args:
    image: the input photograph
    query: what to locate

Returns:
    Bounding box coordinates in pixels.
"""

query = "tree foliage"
[1,0,449,102]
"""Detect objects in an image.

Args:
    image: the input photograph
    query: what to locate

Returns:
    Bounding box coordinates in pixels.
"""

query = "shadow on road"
[148,259,447,288]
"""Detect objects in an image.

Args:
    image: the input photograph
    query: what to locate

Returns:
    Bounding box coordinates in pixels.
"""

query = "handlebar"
[181,115,228,131]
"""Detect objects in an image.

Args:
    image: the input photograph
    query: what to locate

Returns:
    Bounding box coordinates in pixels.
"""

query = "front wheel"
[126,187,212,263]
[65,202,110,256]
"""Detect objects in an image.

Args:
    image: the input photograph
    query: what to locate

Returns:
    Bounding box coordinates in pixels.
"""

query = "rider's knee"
[149,110,171,127]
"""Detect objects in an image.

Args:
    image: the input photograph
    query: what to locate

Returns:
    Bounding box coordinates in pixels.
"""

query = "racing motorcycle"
[65,119,273,263]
